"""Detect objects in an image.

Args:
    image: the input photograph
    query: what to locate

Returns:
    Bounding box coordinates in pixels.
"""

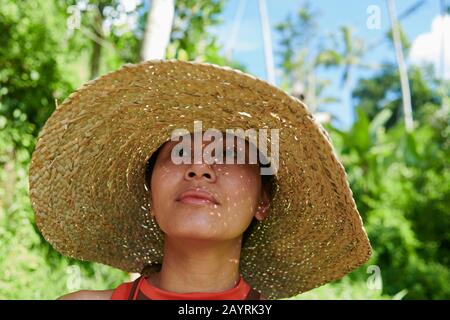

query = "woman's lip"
[177,196,217,205]
[176,190,219,205]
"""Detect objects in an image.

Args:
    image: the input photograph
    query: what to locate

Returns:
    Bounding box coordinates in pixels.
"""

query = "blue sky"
[210,0,445,129]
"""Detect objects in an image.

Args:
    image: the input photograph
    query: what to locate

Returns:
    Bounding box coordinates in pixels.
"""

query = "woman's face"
[149,133,269,241]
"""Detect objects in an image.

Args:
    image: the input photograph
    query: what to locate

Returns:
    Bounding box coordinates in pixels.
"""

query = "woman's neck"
[149,236,243,293]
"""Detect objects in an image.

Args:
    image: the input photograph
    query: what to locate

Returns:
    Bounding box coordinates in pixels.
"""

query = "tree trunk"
[224,0,246,61]
[386,0,414,132]
[258,0,275,85]
[439,0,448,112]
[140,0,175,61]
[90,3,105,79]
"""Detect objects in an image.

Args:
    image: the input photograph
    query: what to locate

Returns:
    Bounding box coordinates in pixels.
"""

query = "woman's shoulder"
[56,289,115,300]
[57,279,135,300]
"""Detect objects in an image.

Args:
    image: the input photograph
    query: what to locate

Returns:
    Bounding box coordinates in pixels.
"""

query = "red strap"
[110,281,133,300]
[128,276,144,300]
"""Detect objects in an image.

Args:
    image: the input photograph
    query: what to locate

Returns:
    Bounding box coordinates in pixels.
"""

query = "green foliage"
[65,0,144,78]
[0,0,73,133]
[166,0,239,68]
[287,277,395,300]
[0,113,128,299]
[274,4,365,110]
[274,3,318,73]
[352,63,445,129]
[322,99,450,299]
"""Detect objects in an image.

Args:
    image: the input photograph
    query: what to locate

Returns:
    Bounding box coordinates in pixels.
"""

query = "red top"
[111,274,259,300]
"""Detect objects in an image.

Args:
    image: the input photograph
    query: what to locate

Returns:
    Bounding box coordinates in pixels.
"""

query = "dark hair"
[242,164,275,248]
[144,142,166,189]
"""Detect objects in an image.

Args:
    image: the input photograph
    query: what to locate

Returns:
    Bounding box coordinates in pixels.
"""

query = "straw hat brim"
[29,59,372,299]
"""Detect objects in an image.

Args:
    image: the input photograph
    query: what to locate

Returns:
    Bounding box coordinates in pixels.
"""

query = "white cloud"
[410,15,450,79]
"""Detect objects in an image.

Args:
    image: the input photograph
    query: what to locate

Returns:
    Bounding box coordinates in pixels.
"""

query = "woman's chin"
[166,231,225,242]
[170,206,224,222]
[164,222,228,241]
[158,209,236,240]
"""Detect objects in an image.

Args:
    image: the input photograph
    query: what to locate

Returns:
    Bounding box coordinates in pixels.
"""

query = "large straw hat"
[28,59,372,299]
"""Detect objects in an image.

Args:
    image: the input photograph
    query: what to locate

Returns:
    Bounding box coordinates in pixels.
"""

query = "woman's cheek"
[226,168,261,197]
[221,170,261,216]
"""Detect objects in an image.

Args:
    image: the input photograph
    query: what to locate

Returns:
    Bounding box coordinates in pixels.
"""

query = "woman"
[60,132,272,300]
[29,60,372,300]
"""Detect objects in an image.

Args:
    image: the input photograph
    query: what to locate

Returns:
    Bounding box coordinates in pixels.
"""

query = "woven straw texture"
[29,59,372,299]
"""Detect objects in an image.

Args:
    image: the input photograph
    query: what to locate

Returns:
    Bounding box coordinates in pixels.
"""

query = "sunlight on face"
[149,133,266,241]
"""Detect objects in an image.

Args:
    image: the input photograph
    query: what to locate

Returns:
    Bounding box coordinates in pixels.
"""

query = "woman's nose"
[184,163,217,182]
